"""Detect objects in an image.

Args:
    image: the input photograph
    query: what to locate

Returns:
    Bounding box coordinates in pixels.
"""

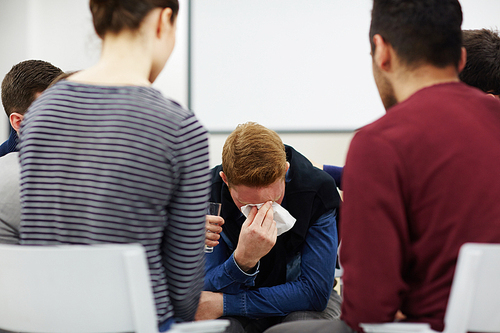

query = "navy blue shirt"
[323,165,343,190]
[0,126,19,157]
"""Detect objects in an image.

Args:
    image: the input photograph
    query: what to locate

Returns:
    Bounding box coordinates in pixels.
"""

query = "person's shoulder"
[285,145,340,212]
[209,165,225,202]
[132,87,205,134]
[210,165,223,182]
[285,145,336,188]
[396,81,485,114]
[131,86,194,119]
[0,151,19,162]
[351,86,436,146]
[152,91,193,117]
[0,140,10,157]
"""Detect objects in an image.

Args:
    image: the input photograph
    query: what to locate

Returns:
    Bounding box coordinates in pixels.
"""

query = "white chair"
[0,243,228,333]
[335,261,344,297]
[361,242,500,333]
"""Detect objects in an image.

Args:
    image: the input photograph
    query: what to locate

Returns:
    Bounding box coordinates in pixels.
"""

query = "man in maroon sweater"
[266,0,500,333]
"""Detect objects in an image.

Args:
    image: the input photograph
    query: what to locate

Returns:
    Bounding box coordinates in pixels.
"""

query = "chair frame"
[361,243,500,333]
[0,243,158,333]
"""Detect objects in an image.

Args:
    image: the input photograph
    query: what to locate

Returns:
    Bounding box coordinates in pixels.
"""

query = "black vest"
[210,145,340,288]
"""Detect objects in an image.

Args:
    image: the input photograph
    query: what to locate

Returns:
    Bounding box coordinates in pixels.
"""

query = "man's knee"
[264,319,354,333]
[284,289,342,322]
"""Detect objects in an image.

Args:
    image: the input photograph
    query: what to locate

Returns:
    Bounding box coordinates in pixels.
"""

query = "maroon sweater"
[340,82,500,332]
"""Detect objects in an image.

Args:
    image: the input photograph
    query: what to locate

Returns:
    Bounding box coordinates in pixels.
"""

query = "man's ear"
[458,47,467,74]
[9,112,24,132]
[220,171,229,187]
[372,34,392,72]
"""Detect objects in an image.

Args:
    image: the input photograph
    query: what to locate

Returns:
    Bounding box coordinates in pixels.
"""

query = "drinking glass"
[205,202,222,253]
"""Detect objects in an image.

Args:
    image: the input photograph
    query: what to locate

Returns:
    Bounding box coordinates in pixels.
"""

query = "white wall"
[0,0,189,139]
[191,0,383,132]
[0,0,29,141]
[2,0,499,168]
[0,0,353,168]
[208,131,354,169]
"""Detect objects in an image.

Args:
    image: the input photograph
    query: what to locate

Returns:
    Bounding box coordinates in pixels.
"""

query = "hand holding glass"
[205,202,222,253]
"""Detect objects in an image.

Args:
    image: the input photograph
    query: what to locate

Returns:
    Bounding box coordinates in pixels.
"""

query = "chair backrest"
[443,242,500,333]
[0,243,158,333]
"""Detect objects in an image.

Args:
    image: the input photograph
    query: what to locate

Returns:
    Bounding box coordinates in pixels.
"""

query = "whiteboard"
[190,0,500,132]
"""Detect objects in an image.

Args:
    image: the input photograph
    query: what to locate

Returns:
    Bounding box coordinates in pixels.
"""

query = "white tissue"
[240,202,296,236]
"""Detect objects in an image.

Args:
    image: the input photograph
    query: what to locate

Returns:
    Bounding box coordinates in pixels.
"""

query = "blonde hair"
[222,122,287,187]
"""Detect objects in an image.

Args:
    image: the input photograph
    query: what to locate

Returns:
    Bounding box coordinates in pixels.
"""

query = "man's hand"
[205,215,224,247]
[395,310,407,321]
[234,201,277,272]
[195,291,224,321]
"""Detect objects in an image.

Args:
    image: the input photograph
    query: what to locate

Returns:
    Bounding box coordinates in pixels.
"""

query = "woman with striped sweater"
[18,1,210,331]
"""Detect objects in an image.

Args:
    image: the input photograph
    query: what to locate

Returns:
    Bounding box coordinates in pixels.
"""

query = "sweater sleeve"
[340,130,410,331]
[162,115,210,321]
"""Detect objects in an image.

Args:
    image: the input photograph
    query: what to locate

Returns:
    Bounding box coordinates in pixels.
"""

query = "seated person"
[0,60,63,244]
[196,122,341,333]
[0,152,20,244]
[0,60,63,157]
[266,1,500,333]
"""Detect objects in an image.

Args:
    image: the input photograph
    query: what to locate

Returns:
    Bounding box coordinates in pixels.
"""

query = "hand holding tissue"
[234,201,278,272]
[241,202,296,236]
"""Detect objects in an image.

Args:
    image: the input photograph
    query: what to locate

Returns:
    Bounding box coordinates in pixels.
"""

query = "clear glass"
[204,202,222,253]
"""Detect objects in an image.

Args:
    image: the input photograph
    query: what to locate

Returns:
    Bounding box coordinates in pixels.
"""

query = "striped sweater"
[18,81,210,324]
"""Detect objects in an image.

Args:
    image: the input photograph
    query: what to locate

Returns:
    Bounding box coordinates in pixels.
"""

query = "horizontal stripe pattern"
[19,81,210,323]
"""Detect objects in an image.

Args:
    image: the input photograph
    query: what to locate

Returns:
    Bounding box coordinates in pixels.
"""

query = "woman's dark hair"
[369,0,463,69]
[90,0,179,38]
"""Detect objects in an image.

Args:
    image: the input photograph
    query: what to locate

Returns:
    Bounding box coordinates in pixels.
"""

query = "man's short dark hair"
[370,0,463,69]
[460,29,500,95]
[1,60,63,117]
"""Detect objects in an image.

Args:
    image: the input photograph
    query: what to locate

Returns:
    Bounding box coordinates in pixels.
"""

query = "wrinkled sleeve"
[162,115,210,321]
[204,232,260,294]
[340,130,410,331]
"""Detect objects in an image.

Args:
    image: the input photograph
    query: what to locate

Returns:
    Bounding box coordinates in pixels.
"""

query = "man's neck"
[393,64,461,104]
